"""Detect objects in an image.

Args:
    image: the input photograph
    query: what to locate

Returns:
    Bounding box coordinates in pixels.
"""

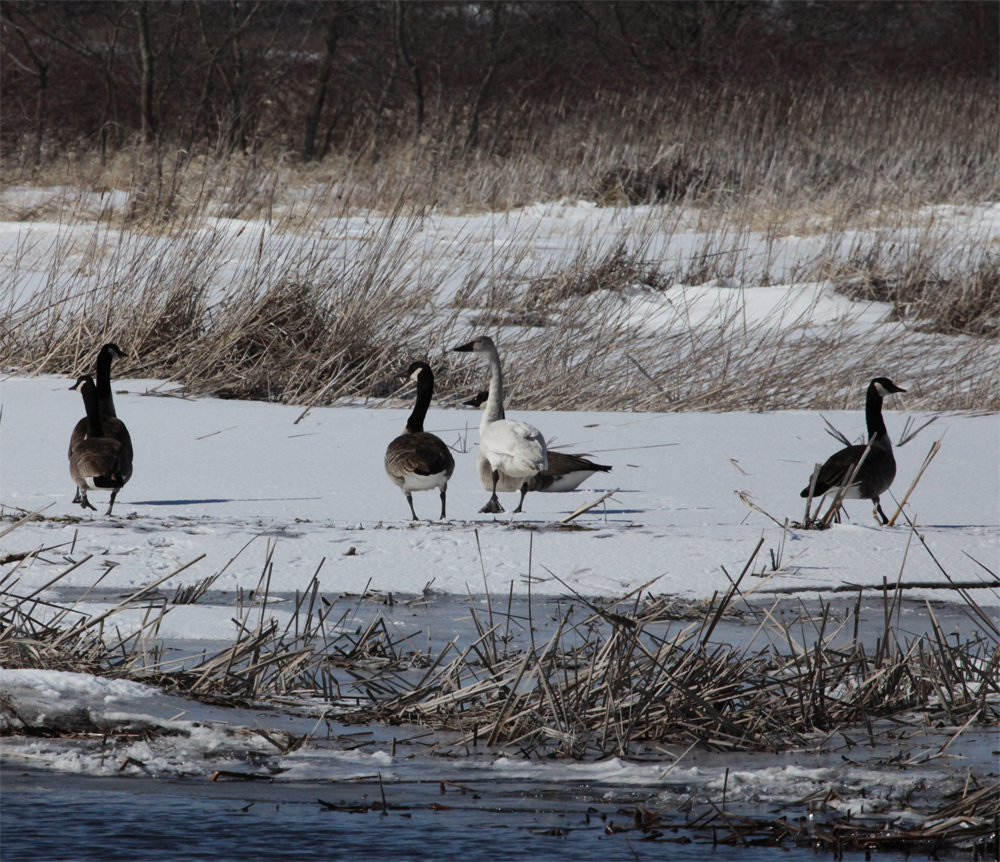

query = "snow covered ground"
[1,374,997,612]
[1,197,997,857]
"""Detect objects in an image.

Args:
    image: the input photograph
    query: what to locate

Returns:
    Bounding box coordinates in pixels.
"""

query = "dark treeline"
[1,1,997,167]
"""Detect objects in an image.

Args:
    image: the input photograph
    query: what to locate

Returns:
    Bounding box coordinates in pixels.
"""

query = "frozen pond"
[3,593,997,859]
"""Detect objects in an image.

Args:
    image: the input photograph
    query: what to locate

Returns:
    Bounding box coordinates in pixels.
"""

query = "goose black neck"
[81,381,106,438]
[96,347,118,418]
[865,382,888,441]
[406,373,433,433]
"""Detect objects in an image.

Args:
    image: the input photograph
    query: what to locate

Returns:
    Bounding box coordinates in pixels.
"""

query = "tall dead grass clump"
[0,200,443,404]
[2,123,998,413]
[327,586,999,760]
[835,245,1000,337]
[445,222,999,414]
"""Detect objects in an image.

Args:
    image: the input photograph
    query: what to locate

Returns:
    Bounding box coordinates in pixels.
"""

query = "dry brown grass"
[1,73,997,414]
[442,221,1000,413]
[330,588,999,759]
[834,245,1000,338]
[2,526,995,762]
[3,76,997,221]
[1,200,998,413]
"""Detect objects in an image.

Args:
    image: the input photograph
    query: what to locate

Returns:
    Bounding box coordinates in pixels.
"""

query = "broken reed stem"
[888,438,943,526]
[802,463,821,526]
[51,555,206,647]
[554,488,620,525]
[2,525,997,761]
[0,504,55,540]
[819,439,875,528]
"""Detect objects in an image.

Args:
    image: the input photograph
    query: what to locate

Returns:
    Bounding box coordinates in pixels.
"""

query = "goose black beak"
[452,341,475,352]
[463,391,489,408]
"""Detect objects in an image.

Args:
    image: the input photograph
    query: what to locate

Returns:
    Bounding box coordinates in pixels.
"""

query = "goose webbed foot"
[405,493,419,521]
[875,499,890,525]
[79,493,96,512]
[105,489,119,517]
[480,495,504,514]
[72,489,83,505]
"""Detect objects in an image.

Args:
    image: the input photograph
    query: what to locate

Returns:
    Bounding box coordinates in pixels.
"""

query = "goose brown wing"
[69,417,88,459]
[544,451,612,476]
[103,416,133,484]
[385,433,454,479]
[70,417,132,482]
[71,438,123,484]
[803,444,867,496]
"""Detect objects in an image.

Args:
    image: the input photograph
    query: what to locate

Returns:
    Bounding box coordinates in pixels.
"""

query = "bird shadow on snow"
[131,497,322,506]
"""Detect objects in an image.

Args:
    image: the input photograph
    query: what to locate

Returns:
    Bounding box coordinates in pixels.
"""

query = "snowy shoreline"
[1,375,996,604]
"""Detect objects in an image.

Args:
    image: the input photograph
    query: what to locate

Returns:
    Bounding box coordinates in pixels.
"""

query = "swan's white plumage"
[452,334,547,513]
[479,414,547,478]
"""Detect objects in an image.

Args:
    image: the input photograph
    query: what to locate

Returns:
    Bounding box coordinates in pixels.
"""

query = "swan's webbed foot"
[480,495,504,514]
[482,470,505,513]
[512,484,529,514]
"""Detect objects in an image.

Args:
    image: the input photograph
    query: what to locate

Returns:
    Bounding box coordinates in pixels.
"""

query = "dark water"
[3,771,897,862]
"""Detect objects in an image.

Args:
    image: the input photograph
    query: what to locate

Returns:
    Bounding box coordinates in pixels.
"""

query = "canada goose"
[451,335,547,514]
[800,377,906,524]
[68,375,126,515]
[464,390,611,506]
[384,361,456,520]
[69,344,133,506]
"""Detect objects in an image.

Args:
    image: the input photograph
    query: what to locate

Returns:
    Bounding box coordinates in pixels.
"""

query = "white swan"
[452,335,547,514]
[464,390,611,509]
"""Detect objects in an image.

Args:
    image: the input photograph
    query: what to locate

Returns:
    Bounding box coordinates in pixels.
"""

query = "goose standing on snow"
[385,362,456,520]
[68,376,127,515]
[69,343,133,508]
[451,336,547,514]
[464,390,611,508]
[800,377,906,524]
